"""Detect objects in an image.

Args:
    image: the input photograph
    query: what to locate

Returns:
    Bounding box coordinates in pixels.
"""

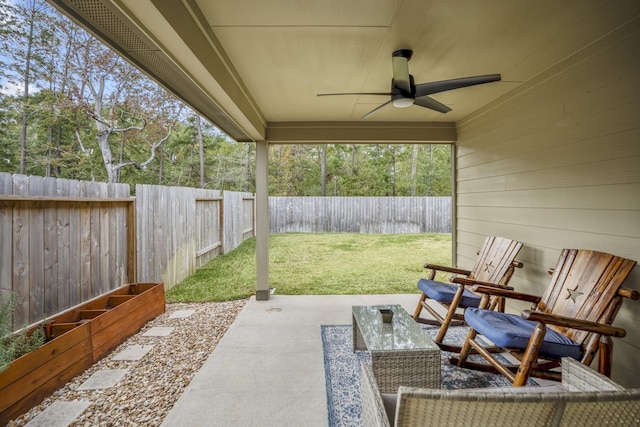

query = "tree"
[321,144,327,195]
[268,143,451,197]
[65,32,184,183]
[1,0,53,173]
[0,94,20,170]
[196,115,205,188]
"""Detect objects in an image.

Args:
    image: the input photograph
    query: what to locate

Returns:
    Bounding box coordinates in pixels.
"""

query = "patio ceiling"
[46,0,623,144]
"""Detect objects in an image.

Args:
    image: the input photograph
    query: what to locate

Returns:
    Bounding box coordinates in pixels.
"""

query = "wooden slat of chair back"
[539,249,637,344]
[468,236,523,285]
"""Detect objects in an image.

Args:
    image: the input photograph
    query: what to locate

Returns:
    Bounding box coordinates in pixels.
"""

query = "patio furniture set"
[352,236,640,426]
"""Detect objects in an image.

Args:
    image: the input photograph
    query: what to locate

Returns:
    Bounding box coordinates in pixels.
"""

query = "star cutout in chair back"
[566,286,584,303]
[483,261,495,273]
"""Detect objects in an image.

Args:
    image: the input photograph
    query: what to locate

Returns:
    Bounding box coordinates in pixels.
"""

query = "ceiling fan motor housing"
[392,49,413,61]
[391,75,415,107]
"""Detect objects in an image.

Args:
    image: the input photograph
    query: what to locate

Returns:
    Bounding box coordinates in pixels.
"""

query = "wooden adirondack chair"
[453,249,638,386]
[412,236,523,352]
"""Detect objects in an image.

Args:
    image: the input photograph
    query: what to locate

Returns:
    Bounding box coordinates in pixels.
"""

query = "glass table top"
[352,305,439,352]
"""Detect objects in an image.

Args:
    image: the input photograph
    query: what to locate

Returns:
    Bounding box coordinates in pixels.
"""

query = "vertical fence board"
[12,175,29,327]
[68,180,81,307]
[107,184,118,289]
[137,185,148,282]
[0,173,13,308]
[27,177,44,322]
[80,182,92,302]
[56,178,71,311]
[43,177,58,318]
[97,182,111,295]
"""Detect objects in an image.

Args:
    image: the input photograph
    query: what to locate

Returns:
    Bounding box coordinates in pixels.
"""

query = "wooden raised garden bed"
[0,282,165,424]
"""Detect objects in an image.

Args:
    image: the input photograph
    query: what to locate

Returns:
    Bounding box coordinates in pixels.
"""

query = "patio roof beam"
[266,121,457,144]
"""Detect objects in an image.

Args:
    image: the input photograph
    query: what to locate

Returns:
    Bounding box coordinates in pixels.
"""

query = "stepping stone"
[169,309,195,319]
[25,400,91,427]
[78,369,129,390]
[112,344,154,361]
[142,326,174,337]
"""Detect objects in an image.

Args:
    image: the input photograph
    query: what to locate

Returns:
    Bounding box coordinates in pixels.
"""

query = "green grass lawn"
[165,233,452,303]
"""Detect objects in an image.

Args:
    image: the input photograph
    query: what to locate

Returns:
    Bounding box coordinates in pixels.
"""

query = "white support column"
[255,140,270,300]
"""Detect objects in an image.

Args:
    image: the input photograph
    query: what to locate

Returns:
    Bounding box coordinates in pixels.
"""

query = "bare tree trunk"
[196,115,205,188]
[390,145,397,196]
[158,146,163,184]
[321,144,327,196]
[55,126,62,177]
[188,139,194,183]
[426,144,433,196]
[117,132,125,183]
[351,145,356,175]
[45,126,51,177]
[410,144,418,196]
[19,6,36,174]
[96,125,116,183]
[46,76,55,178]
[244,143,251,192]
[277,145,283,177]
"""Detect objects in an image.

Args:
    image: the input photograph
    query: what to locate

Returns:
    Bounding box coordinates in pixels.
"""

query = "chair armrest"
[522,311,627,337]
[423,263,471,276]
[452,277,513,291]
[463,282,541,304]
[618,287,640,300]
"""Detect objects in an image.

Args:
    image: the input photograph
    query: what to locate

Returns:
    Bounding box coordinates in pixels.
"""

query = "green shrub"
[0,293,46,373]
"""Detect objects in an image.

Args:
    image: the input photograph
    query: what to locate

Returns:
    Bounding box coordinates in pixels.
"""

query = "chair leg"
[435,285,465,344]
[413,293,427,320]
[456,326,478,367]
[413,267,438,321]
[598,335,613,377]
[514,323,546,386]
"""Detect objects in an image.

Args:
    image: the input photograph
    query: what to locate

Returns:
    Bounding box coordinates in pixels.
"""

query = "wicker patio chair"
[412,235,523,352]
[452,249,638,386]
[361,358,640,427]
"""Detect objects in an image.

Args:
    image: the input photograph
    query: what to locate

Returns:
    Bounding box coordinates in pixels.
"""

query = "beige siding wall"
[455,19,640,386]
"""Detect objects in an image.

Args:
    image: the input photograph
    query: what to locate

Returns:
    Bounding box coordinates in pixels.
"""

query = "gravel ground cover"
[7,299,248,426]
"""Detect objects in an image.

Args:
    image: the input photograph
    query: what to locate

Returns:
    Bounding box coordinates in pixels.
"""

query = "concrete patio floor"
[161,294,419,427]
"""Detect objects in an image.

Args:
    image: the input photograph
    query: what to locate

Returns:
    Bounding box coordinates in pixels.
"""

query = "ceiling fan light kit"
[392,95,414,108]
[318,49,502,119]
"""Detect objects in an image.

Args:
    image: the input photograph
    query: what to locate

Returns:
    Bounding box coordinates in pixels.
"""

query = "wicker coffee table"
[352,305,441,393]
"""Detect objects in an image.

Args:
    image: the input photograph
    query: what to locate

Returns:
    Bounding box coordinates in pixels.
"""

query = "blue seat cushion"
[417,279,482,308]
[464,308,582,360]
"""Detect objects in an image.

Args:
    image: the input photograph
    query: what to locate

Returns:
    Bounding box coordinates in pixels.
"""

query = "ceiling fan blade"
[362,100,392,119]
[317,92,391,97]
[392,55,411,93]
[414,74,501,97]
[414,95,452,114]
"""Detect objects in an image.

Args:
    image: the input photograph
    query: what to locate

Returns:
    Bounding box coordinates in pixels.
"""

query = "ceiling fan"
[317,49,501,119]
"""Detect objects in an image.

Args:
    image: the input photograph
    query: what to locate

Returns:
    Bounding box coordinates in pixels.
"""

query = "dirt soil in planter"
[6,299,247,426]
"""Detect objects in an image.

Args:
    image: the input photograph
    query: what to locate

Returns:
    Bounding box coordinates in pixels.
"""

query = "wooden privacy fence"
[269,196,451,234]
[0,174,255,331]
[0,173,133,328]
[135,185,255,288]
[1,174,450,330]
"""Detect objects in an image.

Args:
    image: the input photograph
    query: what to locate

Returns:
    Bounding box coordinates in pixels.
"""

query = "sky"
[0,80,23,96]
